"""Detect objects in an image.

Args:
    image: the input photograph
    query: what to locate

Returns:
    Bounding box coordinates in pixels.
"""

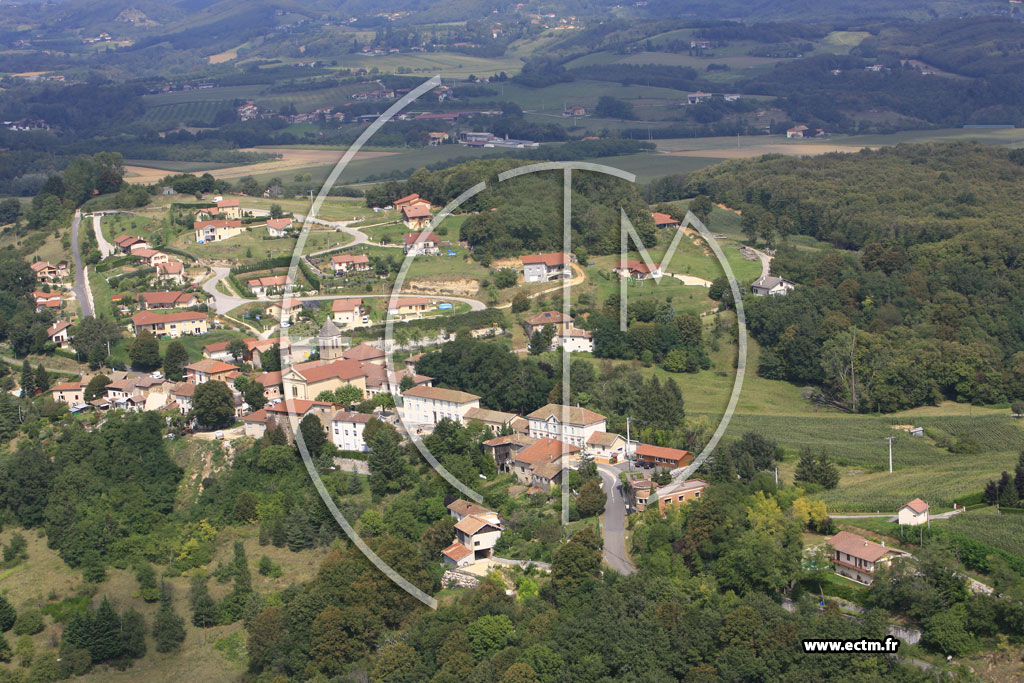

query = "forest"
[688,142,1024,410]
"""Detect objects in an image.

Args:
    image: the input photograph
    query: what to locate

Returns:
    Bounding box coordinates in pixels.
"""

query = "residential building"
[613,259,661,280]
[526,404,607,448]
[464,407,517,432]
[559,327,594,353]
[587,431,627,464]
[332,298,366,327]
[242,399,333,440]
[362,363,431,397]
[897,498,929,526]
[393,193,432,212]
[113,234,150,253]
[30,261,59,283]
[635,443,692,469]
[33,290,61,307]
[185,359,240,384]
[47,320,71,349]
[402,385,481,427]
[404,231,441,255]
[318,319,347,360]
[751,274,795,297]
[247,275,292,296]
[342,342,386,365]
[331,253,371,274]
[441,499,503,567]
[264,298,304,323]
[169,382,196,414]
[138,291,197,309]
[509,437,578,489]
[427,132,449,146]
[787,125,809,138]
[651,211,680,228]
[266,218,292,237]
[401,204,432,230]
[255,371,283,401]
[282,358,368,400]
[626,478,657,512]
[331,410,373,451]
[156,260,185,285]
[215,198,243,219]
[51,380,88,404]
[655,478,709,514]
[522,252,571,282]
[522,311,592,353]
[483,433,537,472]
[687,91,713,104]
[827,531,909,585]
[404,353,422,374]
[133,249,170,267]
[194,219,244,243]
[131,310,209,338]
[387,297,434,318]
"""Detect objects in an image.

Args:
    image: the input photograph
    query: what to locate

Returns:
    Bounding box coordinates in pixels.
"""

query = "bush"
[12,608,44,636]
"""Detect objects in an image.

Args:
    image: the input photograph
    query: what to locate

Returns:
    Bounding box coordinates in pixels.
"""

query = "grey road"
[70,211,93,318]
[598,464,636,575]
[91,214,114,258]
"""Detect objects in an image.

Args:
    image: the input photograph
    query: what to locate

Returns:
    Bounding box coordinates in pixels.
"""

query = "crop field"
[940,506,1024,558]
[140,100,233,127]
[331,51,525,79]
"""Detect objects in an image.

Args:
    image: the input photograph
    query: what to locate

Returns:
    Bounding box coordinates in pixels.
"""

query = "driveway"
[597,463,636,575]
[91,214,115,258]
[70,211,94,318]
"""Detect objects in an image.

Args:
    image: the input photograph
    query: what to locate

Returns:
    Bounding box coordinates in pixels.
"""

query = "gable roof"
[157,260,184,274]
[405,231,440,245]
[247,275,291,288]
[900,498,929,514]
[194,219,242,229]
[651,211,679,226]
[482,433,537,448]
[265,399,333,417]
[464,407,516,424]
[403,385,480,404]
[514,438,578,466]
[342,343,385,361]
[587,431,624,447]
[524,311,571,326]
[139,291,196,306]
[47,320,71,337]
[332,410,374,424]
[402,204,432,218]
[217,198,239,207]
[526,403,606,426]
[521,252,569,267]
[332,298,363,313]
[255,370,282,387]
[441,542,473,562]
[132,310,207,325]
[828,531,908,563]
[447,499,493,517]
[389,297,432,308]
[657,478,709,497]
[186,359,239,375]
[267,218,292,229]
[331,253,370,265]
[635,443,692,465]
[752,274,793,290]
[454,514,500,535]
[291,359,367,383]
[393,192,423,206]
[30,261,54,272]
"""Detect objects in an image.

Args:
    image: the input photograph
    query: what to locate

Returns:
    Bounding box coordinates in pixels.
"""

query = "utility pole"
[626,416,631,470]
[884,436,896,473]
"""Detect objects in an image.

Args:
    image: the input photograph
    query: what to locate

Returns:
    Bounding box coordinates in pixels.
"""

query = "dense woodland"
[688,142,1024,410]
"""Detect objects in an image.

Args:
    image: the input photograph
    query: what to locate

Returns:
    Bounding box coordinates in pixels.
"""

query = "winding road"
[598,463,636,575]
[69,211,93,319]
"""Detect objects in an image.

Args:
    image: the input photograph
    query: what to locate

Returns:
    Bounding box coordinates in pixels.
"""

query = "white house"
[751,274,795,296]
[441,499,503,567]
[526,404,607,448]
[401,385,480,427]
[897,498,929,526]
[331,410,373,452]
[522,252,571,283]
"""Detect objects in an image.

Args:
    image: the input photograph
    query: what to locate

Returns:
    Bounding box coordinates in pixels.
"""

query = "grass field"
[940,506,1024,558]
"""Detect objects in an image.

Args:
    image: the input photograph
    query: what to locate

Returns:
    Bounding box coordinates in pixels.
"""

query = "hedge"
[159,245,198,263]
[953,491,985,507]
[230,255,293,276]
[934,529,1024,576]
[109,266,155,284]
[357,308,505,340]
[95,255,134,273]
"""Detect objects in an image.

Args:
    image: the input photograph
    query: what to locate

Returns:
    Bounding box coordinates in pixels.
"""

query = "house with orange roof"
[51,379,89,404]
[215,198,243,219]
[132,310,209,338]
[483,433,538,472]
[331,253,371,274]
[113,234,151,253]
[387,297,434,318]
[266,218,292,237]
[522,252,571,282]
[613,259,661,280]
[133,249,170,267]
[282,358,368,400]
[587,431,627,464]
[827,531,910,585]
[441,498,502,567]
[341,342,386,365]
[264,298,304,323]
[242,399,333,440]
[30,261,59,283]
[897,498,929,527]
[247,275,292,296]
[185,359,240,384]
[393,193,431,212]
[651,211,680,228]
[402,385,481,427]
[522,311,592,353]
[254,370,283,401]
[138,291,198,310]
[401,203,433,230]
[654,478,710,514]
[194,219,244,243]
[509,437,578,488]
[331,298,366,326]
[635,443,692,469]
[156,260,185,285]
[403,231,441,255]
[331,410,375,451]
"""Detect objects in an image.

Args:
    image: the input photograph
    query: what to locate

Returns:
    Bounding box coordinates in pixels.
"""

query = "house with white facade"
[441,499,503,567]
[751,274,795,296]
[331,410,373,452]
[526,404,607,448]
[522,252,571,282]
[401,385,481,427]
[897,498,929,527]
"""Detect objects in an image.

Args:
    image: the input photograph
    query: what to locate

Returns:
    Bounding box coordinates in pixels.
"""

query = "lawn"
[159,329,248,362]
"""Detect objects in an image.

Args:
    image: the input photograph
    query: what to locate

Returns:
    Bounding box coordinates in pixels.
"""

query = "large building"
[131,311,209,338]
[282,359,368,400]
[331,410,374,452]
[526,404,607,448]
[401,385,481,427]
[635,443,692,469]
[522,252,571,282]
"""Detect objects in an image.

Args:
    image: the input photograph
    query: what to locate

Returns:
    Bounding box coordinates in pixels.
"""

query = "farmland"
[939,506,1024,559]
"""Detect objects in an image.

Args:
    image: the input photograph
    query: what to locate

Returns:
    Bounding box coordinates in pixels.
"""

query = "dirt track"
[667,143,875,159]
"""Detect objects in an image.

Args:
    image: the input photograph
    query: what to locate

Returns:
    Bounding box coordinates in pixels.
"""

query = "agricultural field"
[939,506,1024,559]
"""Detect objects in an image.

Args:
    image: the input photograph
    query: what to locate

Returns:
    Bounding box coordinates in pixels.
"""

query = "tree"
[595,95,635,119]
[529,323,555,355]
[227,338,248,362]
[366,419,409,498]
[1013,401,1024,416]
[399,374,415,392]
[551,527,602,603]
[310,605,351,675]
[0,633,10,663]
[84,374,111,401]
[999,470,1019,508]
[298,413,327,460]
[689,195,713,226]
[153,583,186,653]
[135,563,159,602]
[0,594,15,632]
[129,329,161,371]
[922,603,976,656]
[190,577,218,628]
[494,268,518,288]
[466,614,515,659]
[190,380,235,429]
[287,507,316,552]
[261,343,282,372]
[511,291,530,313]
[663,348,689,373]
[243,378,266,411]
[269,203,284,219]
[575,480,607,518]
[120,608,147,660]
[501,663,541,683]
[20,360,34,397]
[162,341,188,381]
[0,198,21,225]
[33,365,50,394]
[372,642,423,682]
[794,447,839,489]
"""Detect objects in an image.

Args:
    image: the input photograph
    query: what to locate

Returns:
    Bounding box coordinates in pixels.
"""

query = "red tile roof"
[402,204,432,218]
[139,291,196,306]
[403,385,479,404]
[404,231,440,245]
[635,443,692,465]
[342,343,385,361]
[332,298,363,312]
[514,438,578,466]
[527,404,606,426]
[267,218,292,229]
[828,531,908,563]
[901,498,929,514]
[524,311,571,326]
[132,310,207,325]
[291,359,367,383]
[651,211,679,226]
[521,252,569,267]
[194,219,242,229]
[441,542,473,562]
[266,399,332,416]
[185,359,240,375]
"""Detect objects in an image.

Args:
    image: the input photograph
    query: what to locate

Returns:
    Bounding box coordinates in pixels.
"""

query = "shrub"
[12,608,44,636]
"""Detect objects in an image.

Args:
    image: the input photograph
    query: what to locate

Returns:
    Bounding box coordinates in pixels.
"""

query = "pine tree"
[348,471,363,494]
[135,563,159,602]
[163,340,189,382]
[129,329,161,371]
[153,584,186,653]
[258,521,270,546]
[119,608,147,660]
[984,478,1000,505]
[1016,453,1024,501]
[287,508,316,552]
[317,523,335,547]
[0,633,11,663]
[19,361,34,397]
[230,541,252,595]
[816,453,840,490]
[0,392,17,441]
[190,578,218,628]
[999,471,1019,508]
[0,594,15,632]
[33,365,49,393]
[270,517,288,547]
[90,598,123,662]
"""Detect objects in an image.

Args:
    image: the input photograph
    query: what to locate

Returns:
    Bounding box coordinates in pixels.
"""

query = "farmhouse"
[331,253,371,274]
[266,218,292,237]
[635,443,692,469]
[401,204,433,230]
[137,291,197,309]
[403,231,441,255]
[401,385,481,427]
[131,310,208,338]
[522,311,592,352]
[483,433,538,473]
[51,379,88,404]
[751,274,795,297]
[897,498,929,527]
[522,252,571,282]
[526,404,607,448]
[786,125,809,139]
[827,531,910,585]
[247,275,292,296]
[194,219,244,243]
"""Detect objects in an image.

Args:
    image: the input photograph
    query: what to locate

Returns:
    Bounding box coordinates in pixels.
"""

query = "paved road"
[598,464,636,575]
[90,214,114,258]
[753,247,772,280]
[69,211,93,318]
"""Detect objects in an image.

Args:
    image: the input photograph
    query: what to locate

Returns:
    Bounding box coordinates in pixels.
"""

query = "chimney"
[881,541,885,548]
